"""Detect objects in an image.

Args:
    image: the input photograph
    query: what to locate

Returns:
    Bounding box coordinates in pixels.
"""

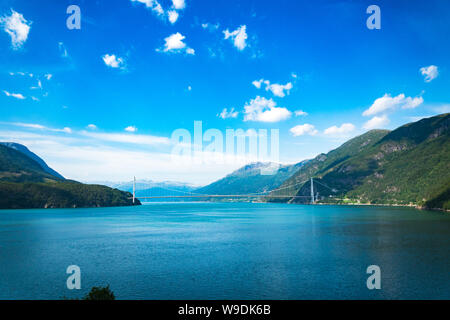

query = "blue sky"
[0,0,449,184]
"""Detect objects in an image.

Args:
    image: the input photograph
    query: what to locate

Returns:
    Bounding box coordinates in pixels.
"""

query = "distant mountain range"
[194,161,308,196]
[103,180,197,198]
[268,113,450,211]
[105,163,307,199]
[0,143,139,209]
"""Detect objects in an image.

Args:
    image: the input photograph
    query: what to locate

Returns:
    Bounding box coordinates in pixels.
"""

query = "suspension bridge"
[130,177,337,204]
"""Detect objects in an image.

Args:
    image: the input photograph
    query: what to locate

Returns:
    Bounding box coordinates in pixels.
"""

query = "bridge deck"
[132,195,310,199]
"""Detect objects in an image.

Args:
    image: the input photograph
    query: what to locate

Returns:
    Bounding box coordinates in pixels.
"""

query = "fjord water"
[0,203,448,300]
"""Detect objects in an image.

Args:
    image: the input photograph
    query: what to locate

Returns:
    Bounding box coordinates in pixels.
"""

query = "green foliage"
[83,285,115,300]
[269,114,450,210]
[0,143,140,209]
[0,181,139,209]
[424,187,450,211]
[0,144,60,182]
[268,129,389,200]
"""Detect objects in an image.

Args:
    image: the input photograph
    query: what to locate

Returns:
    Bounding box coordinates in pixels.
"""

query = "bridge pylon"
[133,176,136,204]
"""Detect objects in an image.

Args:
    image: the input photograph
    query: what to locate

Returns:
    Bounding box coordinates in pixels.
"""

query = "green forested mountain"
[195,161,308,196]
[0,144,139,209]
[0,142,65,179]
[268,113,450,210]
[0,143,60,183]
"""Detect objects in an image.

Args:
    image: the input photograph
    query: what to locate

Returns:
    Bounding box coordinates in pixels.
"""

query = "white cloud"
[265,82,293,98]
[125,126,138,133]
[290,124,318,136]
[81,131,171,146]
[363,93,424,116]
[102,54,126,69]
[8,122,45,129]
[324,123,355,135]
[131,0,186,24]
[291,72,298,79]
[252,79,263,89]
[44,74,52,80]
[201,23,220,32]
[294,110,308,116]
[131,0,164,16]
[420,65,439,83]
[5,122,73,133]
[9,71,32,77]
[432,104,450,114]
[162,32,185,50]
[159,32,194,55]
[172,0,185,10]
[0,9,31,49]
[3,121,171,146]
[252,79,293,97]
[58,42,68,58]
[3,90,25,99]
[243,96,292,122]
[363,115,390,130]
[223,25,248,51]
[401,96,424,109]
[168,10,179,24]
[218,108,239,119]
[187,85,192,91]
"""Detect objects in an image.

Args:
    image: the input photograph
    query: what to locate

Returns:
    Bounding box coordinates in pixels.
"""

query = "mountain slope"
[0,144,61,183]
[0,143,139,209]
[0,142,65,179]
[270,113,450,210]
[267,129,389,201]
[196,161,308,196]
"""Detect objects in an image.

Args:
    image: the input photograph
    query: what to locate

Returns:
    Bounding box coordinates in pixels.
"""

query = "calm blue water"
[0,203,449,300]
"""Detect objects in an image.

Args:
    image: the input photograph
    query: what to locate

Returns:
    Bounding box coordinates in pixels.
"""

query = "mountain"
[0,143,139,209]
[195,161,308,196]
[268,113,450,211]
[104,180,197,197]
[267,129,389,201]
[0,143,62,183]
[0,142,65,179]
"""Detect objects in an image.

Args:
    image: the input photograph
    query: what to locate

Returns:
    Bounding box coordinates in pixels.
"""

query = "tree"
[83,285,115,300]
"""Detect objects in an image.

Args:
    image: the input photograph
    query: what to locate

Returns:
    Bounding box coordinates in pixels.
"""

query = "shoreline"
[1,200,448,213]
[313,201,450,213]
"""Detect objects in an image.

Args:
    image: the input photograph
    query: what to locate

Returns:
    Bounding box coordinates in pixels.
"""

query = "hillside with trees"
[267,113,450,211]
[0,144,139,209]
